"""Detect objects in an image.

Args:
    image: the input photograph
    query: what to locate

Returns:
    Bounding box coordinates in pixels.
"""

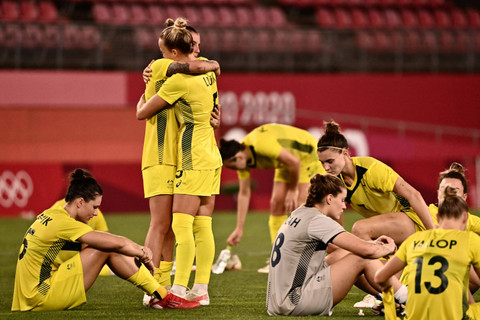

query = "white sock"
[192,283,208,293]
[170,284,187,297]
[394,284,408,304]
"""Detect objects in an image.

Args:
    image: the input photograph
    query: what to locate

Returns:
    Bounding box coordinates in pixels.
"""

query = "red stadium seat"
[315,8,336,28]
[351,9,370,28]
[1,1,21,21]
[38,1,59,23]
[269,7,289,27]
[130,4,148,26]
[21,24,43,48]
[401,9,420,28]
[147,5,166,26]
[466,9,480,28]
[20,1,39,22]
[43,24,60,49]
[200,6,218,27]
[92,3,112,24]
[81,25,101,50]
[334,8,353,29]
[384,9,402,28]
[234,7,252,27]
[110,3,130,26]
[368,9,387,28]
[252,7,270,27]
[417,9,436,28]
[356,31,375,51]
[450,9,467,28]
[434,9,451,28]
[218,7,236,27]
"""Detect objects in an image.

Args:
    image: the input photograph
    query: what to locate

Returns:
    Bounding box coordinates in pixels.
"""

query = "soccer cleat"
[257,261,270,274]
[143,293,152,307]
[149,292,200,309]
[185,289,210,306]
[353,294,381,309]
[226,254,242,271]
[371,301,405,317]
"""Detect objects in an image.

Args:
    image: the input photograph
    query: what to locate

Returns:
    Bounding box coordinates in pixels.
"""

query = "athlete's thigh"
[353,212,416,245]
[172,194,201,215]
[197,195,215,217]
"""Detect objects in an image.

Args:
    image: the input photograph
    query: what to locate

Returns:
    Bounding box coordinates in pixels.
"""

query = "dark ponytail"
[305,174,345,207]
[65,169,103,203]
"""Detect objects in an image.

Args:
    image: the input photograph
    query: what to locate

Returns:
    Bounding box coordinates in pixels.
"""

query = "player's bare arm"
[394,178,435,229]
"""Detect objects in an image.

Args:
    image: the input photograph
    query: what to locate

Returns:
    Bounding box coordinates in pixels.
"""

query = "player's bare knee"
[351,220,370,240]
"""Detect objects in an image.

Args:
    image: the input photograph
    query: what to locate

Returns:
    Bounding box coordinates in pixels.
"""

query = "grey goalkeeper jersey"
[266,206,345,315]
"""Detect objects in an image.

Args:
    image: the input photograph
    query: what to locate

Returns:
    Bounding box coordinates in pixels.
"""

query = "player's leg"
[269,180,289,242]
[170,194,200,297]
[188,195,215,305]
[351,212,416,245]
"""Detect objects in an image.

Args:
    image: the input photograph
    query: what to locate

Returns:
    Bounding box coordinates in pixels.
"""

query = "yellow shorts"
[174,167,221,196]
[34,254,86,311]
[403,208,426,232]
[274,160,325,183]
[142,164,176,198]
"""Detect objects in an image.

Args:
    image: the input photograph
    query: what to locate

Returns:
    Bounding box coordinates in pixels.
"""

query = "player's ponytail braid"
[305,174,345,207]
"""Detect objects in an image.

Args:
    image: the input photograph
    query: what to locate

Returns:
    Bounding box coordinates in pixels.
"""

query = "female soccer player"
[11,169,199,311]
[139,20,220,297]
[317,120,435,246]
[219,124,326,273]
[375,186,480,320]
[266,174,407,316]
[137,17,221,305]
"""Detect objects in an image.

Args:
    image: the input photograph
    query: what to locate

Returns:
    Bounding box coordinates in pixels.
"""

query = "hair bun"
[449,162,465,175]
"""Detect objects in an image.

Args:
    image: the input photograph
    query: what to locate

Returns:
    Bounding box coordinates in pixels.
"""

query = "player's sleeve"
[367,159,400,192]
[237,169,250,180]
[158,74,186,105]
[308,214,345,244]
[144,58,173,101]
[58,217,94,242]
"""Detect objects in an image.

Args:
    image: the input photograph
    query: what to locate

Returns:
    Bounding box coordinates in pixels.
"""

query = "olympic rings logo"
[0,170,34,208]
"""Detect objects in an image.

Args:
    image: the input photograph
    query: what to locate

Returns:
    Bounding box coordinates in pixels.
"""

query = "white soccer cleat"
[143,293,152,306]
[257,263,270,274]
[226,254,242,271]
[185,289,210,306]
[353,294,381,309]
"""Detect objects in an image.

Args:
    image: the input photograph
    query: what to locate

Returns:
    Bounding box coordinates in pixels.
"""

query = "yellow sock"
[268,215,288,244]
[159,261,173,287]
[153,267,161,284]
[171,213,195,288]
[382,286,401,320]
[126,264,167,299]
[193,216,214,285]
[99,264,112,276]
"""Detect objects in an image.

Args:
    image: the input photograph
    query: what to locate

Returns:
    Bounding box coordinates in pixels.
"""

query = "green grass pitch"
[1,210,479,319]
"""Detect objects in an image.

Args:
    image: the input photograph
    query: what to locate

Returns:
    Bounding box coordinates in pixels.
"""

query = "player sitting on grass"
[266,173,407,316]
[11,169,199,311]
[375,186,480,320]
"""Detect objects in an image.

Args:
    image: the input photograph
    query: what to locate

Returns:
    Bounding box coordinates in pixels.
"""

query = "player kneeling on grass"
[11,169,199,311]
[266,173,407,316]
[375,186,480,320]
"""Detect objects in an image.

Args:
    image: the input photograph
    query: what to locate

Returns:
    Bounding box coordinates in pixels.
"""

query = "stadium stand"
[0,0,479,72]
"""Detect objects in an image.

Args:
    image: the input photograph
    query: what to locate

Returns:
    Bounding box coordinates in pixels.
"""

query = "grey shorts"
[290,266,333,316]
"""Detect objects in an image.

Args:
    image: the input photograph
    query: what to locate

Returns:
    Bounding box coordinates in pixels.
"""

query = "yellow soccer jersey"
[159,71,222,170]
[428,204,480,235]
[12,207,93,311]
[237,124,320,180]
[142,58,178,169]
[395,229,480,320]
[51,199,108,232]
[340,157,408,218]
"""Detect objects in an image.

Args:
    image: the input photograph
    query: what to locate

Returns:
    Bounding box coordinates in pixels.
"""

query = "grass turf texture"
[1,210,479,319]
